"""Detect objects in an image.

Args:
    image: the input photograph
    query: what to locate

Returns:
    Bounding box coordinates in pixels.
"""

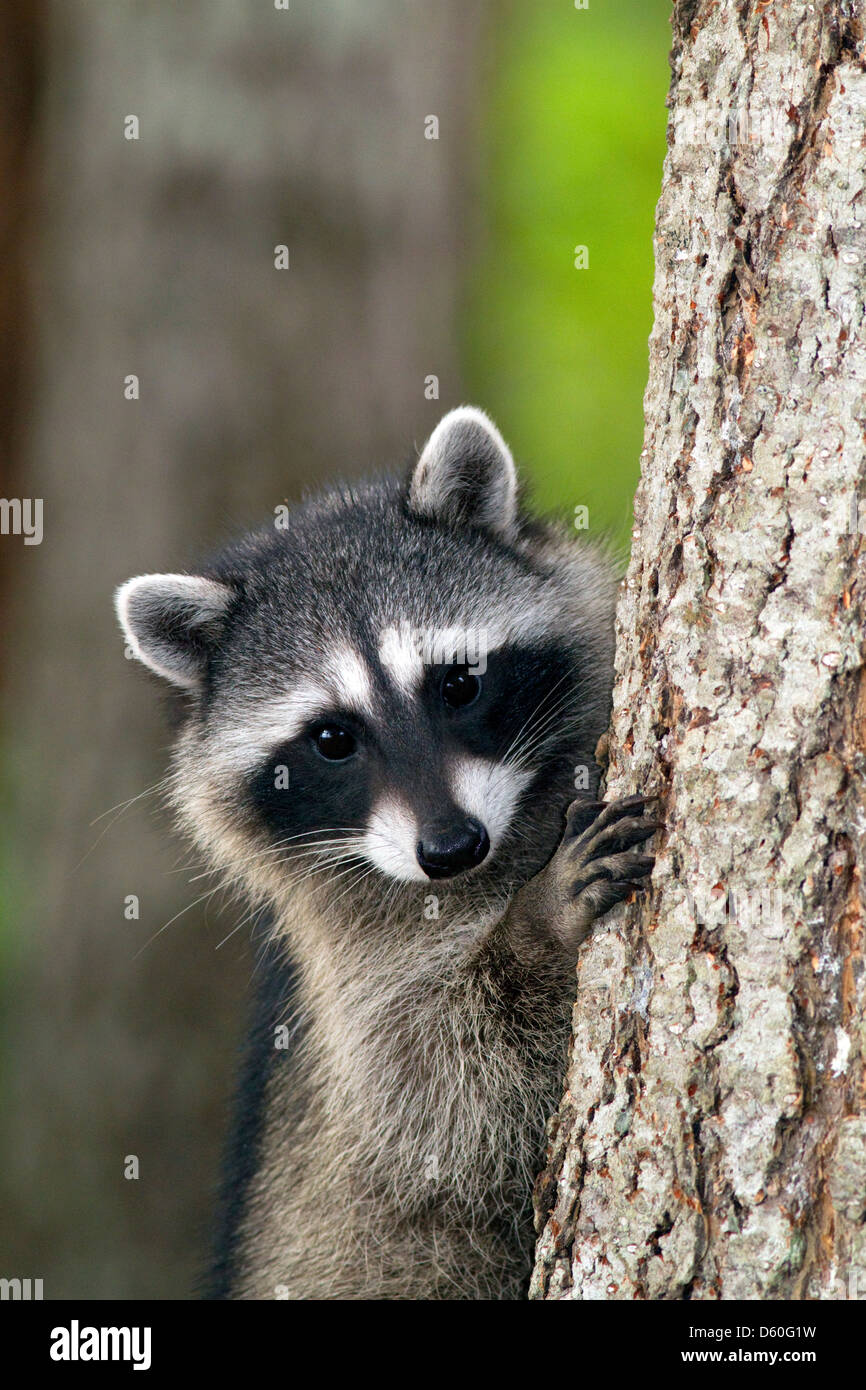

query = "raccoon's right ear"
[114,573,235,689]
[408,405,518,540]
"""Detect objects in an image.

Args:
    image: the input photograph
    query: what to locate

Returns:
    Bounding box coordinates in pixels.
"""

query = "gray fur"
[115,407,649,1300]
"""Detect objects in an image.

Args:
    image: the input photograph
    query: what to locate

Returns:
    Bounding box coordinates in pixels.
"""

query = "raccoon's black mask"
[116,406,615,911]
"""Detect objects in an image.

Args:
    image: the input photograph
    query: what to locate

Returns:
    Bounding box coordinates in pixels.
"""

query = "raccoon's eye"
[441,667,482,709]
[313,724,357,761]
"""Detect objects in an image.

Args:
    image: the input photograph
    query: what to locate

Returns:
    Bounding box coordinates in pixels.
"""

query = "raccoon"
[115,406,656,1300]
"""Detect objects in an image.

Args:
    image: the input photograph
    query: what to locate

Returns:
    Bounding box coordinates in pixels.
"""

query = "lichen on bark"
[532,0,866,1301]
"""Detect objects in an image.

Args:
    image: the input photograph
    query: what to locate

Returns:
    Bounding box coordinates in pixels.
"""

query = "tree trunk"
[532,0,866,1301]
[0,0,40,608]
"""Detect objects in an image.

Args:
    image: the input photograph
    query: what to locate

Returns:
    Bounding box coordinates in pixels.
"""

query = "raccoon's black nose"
[416,817,490,879]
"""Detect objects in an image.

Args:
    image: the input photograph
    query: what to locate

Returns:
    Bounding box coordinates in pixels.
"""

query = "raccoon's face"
[116,407,614,920]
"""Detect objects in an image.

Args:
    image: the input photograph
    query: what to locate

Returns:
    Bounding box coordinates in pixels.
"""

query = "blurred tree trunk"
[1,0,482,1298]
[0,0,41,612]
[533,0,866,1300]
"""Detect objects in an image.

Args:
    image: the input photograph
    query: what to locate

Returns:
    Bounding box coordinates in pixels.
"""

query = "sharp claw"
[627,858,655,877]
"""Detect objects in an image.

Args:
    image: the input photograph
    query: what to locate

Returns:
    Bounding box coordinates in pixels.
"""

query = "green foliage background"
[465,0,672,549]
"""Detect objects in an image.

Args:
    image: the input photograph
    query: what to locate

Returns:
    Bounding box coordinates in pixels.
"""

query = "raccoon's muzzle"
[416,815,490,879]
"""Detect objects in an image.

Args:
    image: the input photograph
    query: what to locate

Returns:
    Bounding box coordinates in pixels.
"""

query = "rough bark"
[532,0,866,1300]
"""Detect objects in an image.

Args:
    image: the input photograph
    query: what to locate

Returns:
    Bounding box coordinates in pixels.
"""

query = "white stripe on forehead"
[378,624,424,694]
[328,645,374,710]
[209,645,374,773]
[376,600,563,695]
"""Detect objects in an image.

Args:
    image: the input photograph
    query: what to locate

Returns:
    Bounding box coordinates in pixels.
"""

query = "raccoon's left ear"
[408,405,518,540]
[114,573,235,689]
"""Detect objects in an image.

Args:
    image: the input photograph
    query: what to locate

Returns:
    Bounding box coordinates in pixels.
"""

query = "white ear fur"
[115,573,234,688]
[409,406,518,540]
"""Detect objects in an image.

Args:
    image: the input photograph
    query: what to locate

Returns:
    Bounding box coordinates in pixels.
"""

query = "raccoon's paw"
[549,794,658,952]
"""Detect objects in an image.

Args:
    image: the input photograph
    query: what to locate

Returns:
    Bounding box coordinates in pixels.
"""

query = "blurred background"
[0,0,670,1298]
